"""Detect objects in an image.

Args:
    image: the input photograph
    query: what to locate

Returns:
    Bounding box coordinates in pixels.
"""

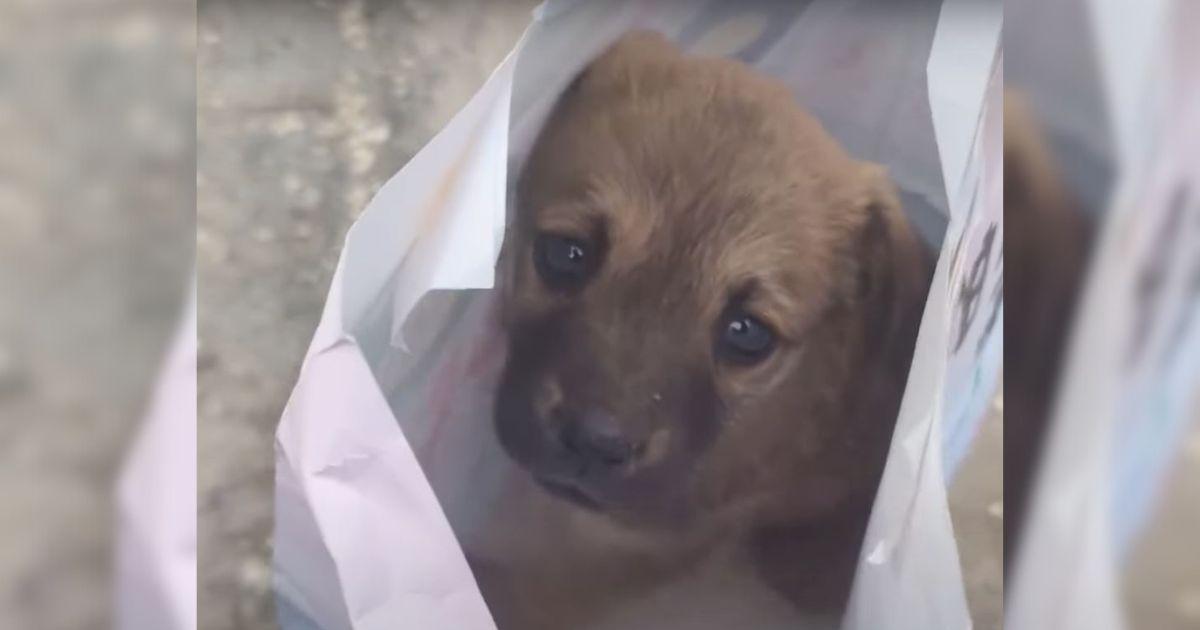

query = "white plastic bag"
[273,2,1001,628]
[1006,2,1200,628]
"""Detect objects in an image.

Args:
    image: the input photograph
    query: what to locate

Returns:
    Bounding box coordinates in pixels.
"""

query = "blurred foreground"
[0,0,194,628]
[1005,1,1200,629]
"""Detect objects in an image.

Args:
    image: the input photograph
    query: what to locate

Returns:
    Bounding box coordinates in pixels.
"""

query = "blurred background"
[0,0,194,628]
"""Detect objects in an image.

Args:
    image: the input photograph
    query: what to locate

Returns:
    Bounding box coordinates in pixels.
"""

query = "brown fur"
[481,31,930,628]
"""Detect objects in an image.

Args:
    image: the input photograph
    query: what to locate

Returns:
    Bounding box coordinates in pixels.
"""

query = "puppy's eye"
[534,233,593,290]
[717,311,776,365]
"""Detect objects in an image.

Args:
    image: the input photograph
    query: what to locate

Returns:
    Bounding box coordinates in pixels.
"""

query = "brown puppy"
[486,30,929,627]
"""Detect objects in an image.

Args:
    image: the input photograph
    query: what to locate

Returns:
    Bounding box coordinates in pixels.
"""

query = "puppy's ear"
[852,166,931,368]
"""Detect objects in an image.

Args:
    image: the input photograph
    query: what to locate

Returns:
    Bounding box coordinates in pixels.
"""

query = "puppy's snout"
[560,408,642,469]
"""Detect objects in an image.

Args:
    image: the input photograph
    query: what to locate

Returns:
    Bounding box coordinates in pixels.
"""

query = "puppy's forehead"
[526,42,864,241]
[521,36,869,331]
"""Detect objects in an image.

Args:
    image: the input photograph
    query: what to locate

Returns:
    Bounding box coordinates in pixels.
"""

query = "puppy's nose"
[561,408,639,468]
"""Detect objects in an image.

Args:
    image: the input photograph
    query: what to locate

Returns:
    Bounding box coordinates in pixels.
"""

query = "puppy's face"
[495,32,925,533]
